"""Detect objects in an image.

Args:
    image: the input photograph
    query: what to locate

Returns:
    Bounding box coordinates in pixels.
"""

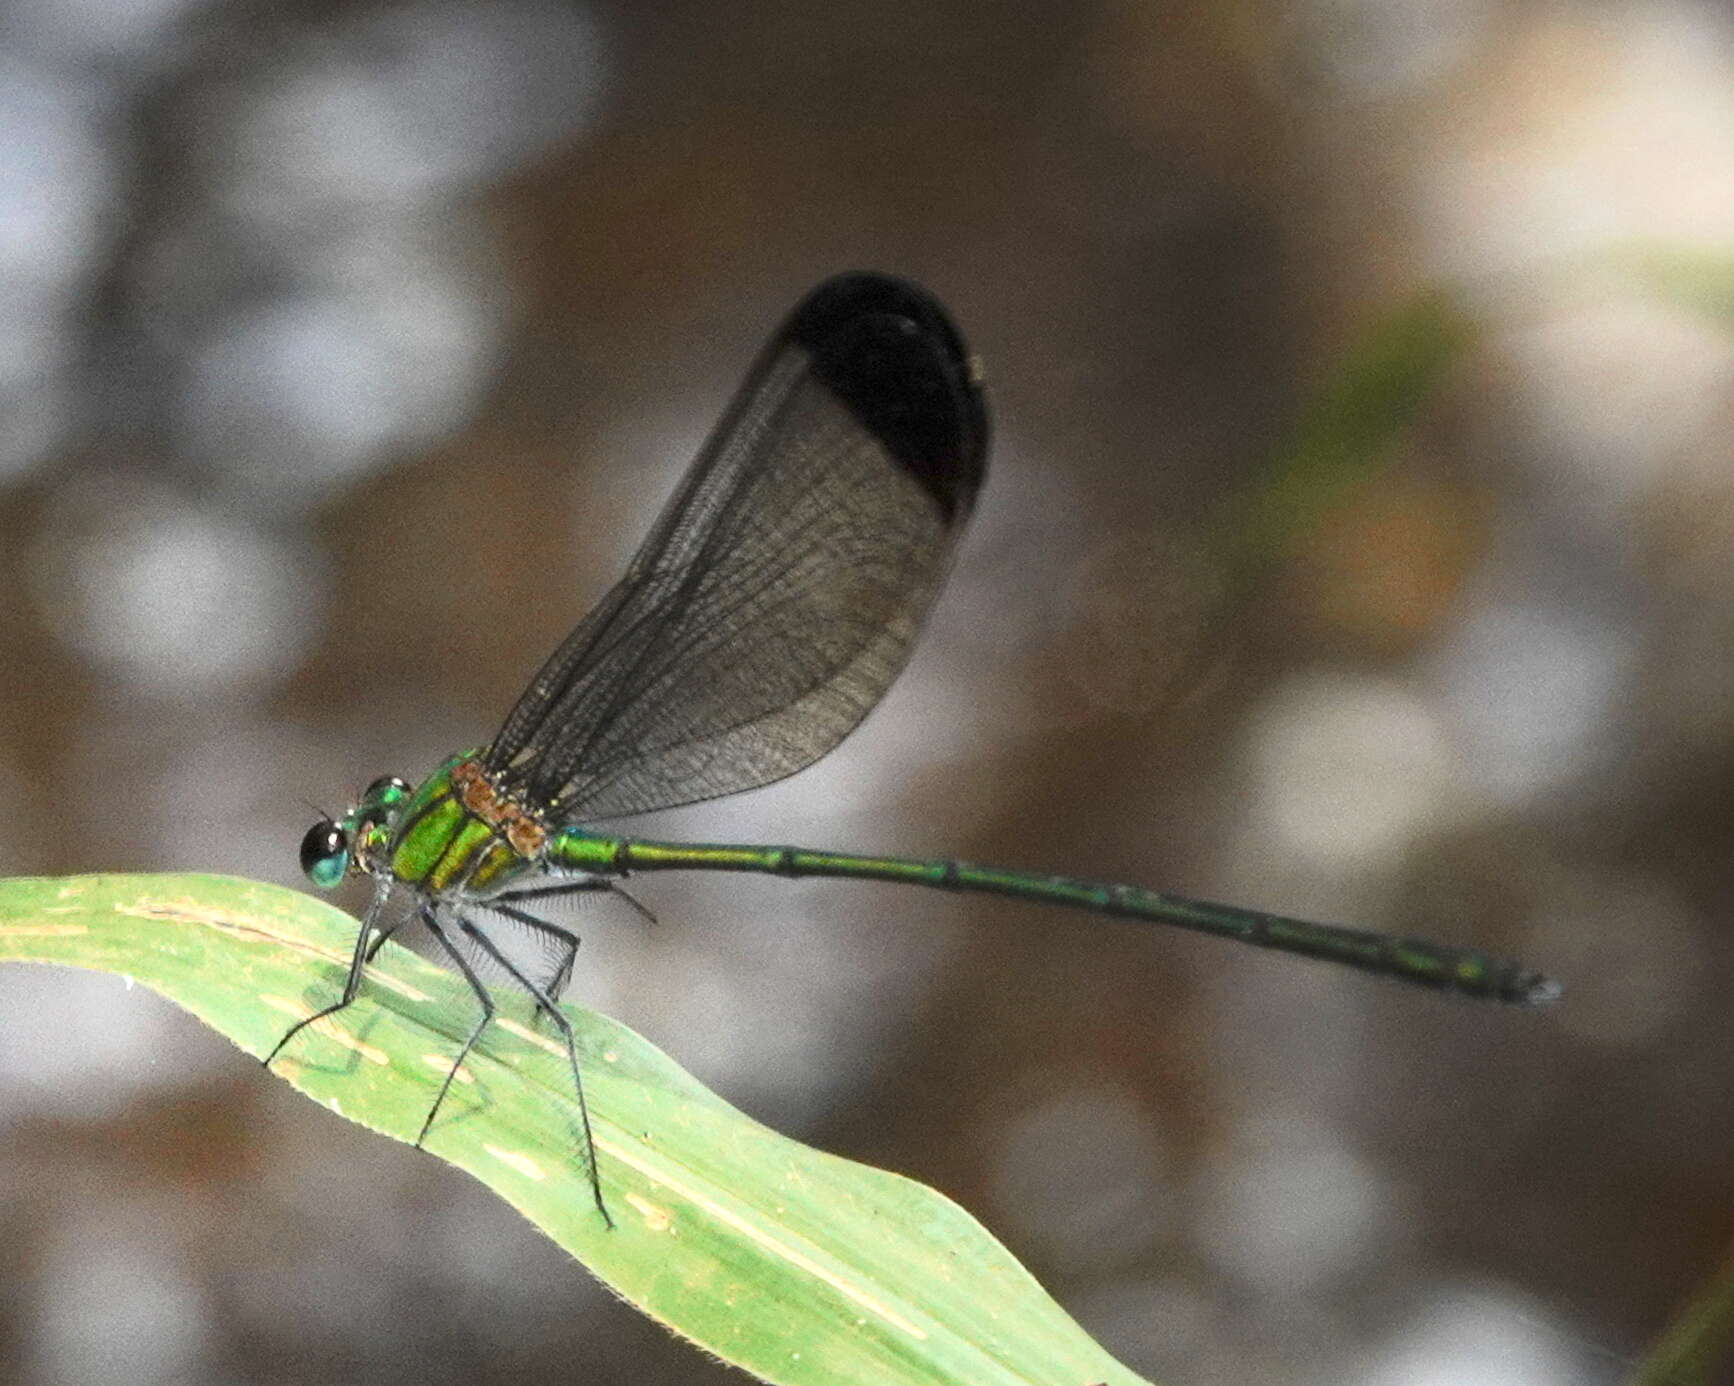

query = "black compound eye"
[300,819,349,888]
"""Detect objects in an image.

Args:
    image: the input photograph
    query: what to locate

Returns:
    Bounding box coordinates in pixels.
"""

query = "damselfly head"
[300,774,413,889]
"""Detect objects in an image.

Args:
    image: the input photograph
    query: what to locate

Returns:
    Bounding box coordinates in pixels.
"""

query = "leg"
[546,937,578,1002]
[415,905,497,1147]
[488,878,609,904]
[609,883,658,927]
[265,875,392,1068]
[492,877,658,927]
[457,911,613,1228]
[488,875,656,1000]
[489,900,580,1001]
[364,917,406,964]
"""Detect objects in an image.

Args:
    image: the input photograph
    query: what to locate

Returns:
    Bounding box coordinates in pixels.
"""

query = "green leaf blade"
[0,873,1153,1386]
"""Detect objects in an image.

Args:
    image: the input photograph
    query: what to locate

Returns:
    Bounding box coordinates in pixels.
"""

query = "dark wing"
[483,272,989,823]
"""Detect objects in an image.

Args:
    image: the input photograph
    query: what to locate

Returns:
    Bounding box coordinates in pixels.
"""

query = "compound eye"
[299,819,349,889]
[363,775,412,805]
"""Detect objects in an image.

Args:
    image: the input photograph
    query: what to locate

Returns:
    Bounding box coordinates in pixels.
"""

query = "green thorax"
[387,751,538,895]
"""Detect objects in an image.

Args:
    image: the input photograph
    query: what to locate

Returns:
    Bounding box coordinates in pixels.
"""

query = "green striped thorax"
[298,752,563,897]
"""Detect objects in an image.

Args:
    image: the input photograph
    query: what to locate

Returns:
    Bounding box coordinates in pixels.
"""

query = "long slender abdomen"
[555,832,1556,1007]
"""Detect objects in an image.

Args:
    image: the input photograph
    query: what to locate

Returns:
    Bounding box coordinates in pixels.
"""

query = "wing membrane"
[484,273,989,822]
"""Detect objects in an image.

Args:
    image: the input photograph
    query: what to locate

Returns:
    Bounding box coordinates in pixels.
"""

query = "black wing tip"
[785,271,989,524]
[788,271,962,346]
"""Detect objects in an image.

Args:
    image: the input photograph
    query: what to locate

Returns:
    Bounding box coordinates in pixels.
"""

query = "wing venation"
[483,272,988,823]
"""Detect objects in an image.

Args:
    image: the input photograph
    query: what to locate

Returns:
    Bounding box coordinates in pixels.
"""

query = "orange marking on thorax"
[451,758,548,857]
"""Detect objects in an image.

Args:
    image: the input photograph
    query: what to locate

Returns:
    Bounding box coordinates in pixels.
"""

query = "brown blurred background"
[1,2,1731,1383]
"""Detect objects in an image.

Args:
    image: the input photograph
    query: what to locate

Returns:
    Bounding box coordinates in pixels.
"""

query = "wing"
[483,272,989,823]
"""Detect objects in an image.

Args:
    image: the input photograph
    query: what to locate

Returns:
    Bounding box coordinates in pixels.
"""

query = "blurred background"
[0,1,1731,1383]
